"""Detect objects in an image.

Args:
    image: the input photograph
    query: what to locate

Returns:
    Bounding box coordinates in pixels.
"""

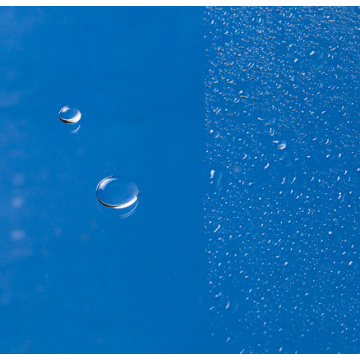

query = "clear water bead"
[277,141,286,150]
[210,129,220,138]
[96,176,139,209]
[59,106,81,124]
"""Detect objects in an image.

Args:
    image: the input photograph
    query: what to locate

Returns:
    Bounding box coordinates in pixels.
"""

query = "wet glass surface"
[3,5,360,354]
[205,6,360,354]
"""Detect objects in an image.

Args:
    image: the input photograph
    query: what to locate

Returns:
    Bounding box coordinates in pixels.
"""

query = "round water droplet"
[96,176,139,209]
[59,106,81,124]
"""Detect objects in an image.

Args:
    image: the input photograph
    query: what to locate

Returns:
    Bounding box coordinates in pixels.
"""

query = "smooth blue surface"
[0,7,208,353]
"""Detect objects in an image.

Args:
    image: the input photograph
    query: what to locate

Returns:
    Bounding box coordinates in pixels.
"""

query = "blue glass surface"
[0,7,208,353]
[2,6,360,354]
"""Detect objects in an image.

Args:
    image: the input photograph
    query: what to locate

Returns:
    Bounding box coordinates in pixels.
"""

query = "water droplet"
[309,50,324,60]
[277,140,286,150]
[59,106,81,124]
[239,90,249,99]
[279,155,292,167]
[210,170,222,189]
[209,129,220,138]
[96,176,139,209]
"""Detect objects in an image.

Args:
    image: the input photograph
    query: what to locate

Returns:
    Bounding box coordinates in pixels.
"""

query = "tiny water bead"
[59,106,81,124]
[273,140,286,150]
[209,129,220,138]
[210,169,222,189]
[96,176,139,209]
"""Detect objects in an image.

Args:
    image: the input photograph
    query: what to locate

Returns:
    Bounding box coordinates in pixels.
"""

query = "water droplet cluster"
[205,6,360,353]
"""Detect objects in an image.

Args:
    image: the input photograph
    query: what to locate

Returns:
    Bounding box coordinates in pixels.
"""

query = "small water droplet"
[96,176,139,209]
[277,141,286,150]
[209,129,220,138]
[279,155,292,167]
[210,170,222,189]
[59,106,81,124]
[239,90,249,99]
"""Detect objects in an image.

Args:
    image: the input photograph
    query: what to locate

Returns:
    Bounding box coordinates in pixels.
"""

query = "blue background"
[2,6,360,354]
[204,6,360,354]
[0,7,209,353]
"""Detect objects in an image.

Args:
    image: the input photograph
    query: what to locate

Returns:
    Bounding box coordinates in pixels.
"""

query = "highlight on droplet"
[59,105,81,124]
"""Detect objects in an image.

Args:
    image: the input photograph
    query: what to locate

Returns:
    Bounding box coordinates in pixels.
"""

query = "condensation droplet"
[96,176,139,209]
[59,106,81,124]
[277,141,286,150]
[210,129,220,138]
[210,170,222,189]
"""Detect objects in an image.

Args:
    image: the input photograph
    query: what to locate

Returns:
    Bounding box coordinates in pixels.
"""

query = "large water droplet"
[59,106,81,124]
[96,176,139,209]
